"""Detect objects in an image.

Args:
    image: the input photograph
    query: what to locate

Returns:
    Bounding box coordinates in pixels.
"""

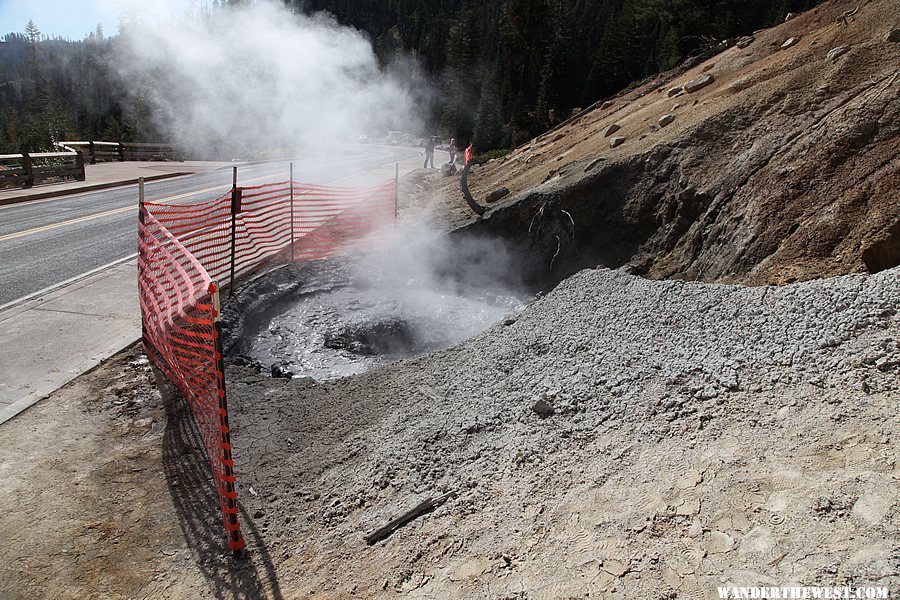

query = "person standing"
[464,142,474,166]
[448,137,457,165]
[424,136,435,169]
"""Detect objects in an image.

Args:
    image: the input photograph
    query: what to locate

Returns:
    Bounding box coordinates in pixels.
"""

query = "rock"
[784,12,797,21]
[781,37,801,50]
[684,74,714,93]
[705,531,735,554]
[658,114,675,127]
[271,364,294,379]
[584,157,607,172]
[531,398,555,417]
[667,86,683,98]
[737,36,755,49]
[672,103,681,110]
[486,187,510,203]
[826,46,849,61]
[604,123,621,137]
[600,100,614,110]
[887,29,900,43]
[551,133,565,143]
[702,63,715,73]
[609,136,625,148]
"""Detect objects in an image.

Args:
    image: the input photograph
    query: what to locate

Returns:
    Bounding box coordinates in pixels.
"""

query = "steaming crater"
[223,255,524,382]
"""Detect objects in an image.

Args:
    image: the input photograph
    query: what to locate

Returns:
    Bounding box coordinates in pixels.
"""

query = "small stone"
[737,36,755,49]
[584,156,607,172]
[784,12,797,21]
[253,510,264,519]
[781,36,801,50]
[702,63,715,73]
[887,29,900,43]
[600,100,615,110]
[531,398,555,418]
[658,114,675,127]
[684,74,714,93]
[486,187,509,203]
[667,86,683,98]
[609,136,625,148]
[826,46,849,61]
[604,123,621,137]
[672,103,681,110]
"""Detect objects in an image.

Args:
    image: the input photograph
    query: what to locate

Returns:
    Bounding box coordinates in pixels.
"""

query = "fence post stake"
[230,166,238,297]
[210,282,246,555]
[21,153,33,188]
[89,140,96,165]
[118,141,125,162]
[75,151,86,181]
[290,162,294,263]
[394,162,399,223]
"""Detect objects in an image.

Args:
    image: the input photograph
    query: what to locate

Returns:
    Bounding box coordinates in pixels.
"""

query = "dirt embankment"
[413,0,899,286]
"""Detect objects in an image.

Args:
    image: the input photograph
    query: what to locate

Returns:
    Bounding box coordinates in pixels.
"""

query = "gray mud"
[225,264,899,597]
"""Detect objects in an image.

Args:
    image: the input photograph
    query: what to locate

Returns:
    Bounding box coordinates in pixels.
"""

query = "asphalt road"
[0,144,419,307]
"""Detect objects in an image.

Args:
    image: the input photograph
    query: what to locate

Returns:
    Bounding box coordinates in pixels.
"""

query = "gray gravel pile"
[225,265,898,595]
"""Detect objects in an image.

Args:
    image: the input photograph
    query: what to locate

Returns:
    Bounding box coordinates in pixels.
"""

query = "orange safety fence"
[138,176,397,551]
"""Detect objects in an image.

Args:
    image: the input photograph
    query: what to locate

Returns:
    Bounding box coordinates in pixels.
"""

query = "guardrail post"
[290,162,294,262]
[75,151,86,181]
[118,142,125,162]
[394,162,399,223]
[21,153,33,188]
[88,141,96,165]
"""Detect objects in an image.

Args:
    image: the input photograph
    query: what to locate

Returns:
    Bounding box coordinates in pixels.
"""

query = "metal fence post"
[394,162,399,223]
[229,166,239,297]
[290,162,294,263]
[117,142,125,162]
[210,282,246,554]
[88,140,96,165]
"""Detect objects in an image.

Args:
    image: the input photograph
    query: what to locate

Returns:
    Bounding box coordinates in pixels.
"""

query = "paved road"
[0,145,419,307]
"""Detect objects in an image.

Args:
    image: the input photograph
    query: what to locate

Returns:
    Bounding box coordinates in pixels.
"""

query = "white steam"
[113,1,422,158]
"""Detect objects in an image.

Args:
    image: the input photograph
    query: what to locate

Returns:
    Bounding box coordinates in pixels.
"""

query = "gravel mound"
[227,265,899,597]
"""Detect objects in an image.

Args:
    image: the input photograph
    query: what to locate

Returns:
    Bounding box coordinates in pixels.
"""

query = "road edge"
[0,171,194,206]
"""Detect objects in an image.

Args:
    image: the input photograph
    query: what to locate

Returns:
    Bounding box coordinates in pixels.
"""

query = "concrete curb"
[0,171,194,206]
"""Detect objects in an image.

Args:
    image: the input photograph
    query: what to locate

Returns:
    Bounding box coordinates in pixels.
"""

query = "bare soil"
[0,1,897,599]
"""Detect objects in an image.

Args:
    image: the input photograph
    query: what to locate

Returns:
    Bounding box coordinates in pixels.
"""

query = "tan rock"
[609,136,625,148]
[684,74,714,93]
[604,124,621,137]
[659,114,676,127]
[781,37,801,50]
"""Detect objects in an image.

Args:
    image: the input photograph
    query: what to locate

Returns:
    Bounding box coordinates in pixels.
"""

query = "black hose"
[459,161,487,216]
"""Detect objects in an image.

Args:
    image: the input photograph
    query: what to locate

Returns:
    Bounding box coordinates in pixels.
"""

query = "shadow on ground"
[163,393,283,599]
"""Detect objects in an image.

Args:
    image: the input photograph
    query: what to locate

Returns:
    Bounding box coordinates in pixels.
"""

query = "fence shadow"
[162,392,283,599]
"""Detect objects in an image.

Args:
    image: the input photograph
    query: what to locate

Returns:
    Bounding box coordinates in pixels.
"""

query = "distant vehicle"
[401,133,413,145]
[358,135,369,144]
[386,131,403,145]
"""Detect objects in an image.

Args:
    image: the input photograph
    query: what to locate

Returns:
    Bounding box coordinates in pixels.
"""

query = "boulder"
[604,123,621,137]
[658,114,675,127]
[609,136,625,148]
[684,74,714,93]
[667,86,683,98]
[781,36,801,50]
[736,36,755,49]
[887,28,900,43]
[600,100,615,110]
[784,12,797,21]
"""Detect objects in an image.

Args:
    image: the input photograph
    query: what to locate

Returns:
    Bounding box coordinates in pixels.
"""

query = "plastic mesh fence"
[138,177,396,551]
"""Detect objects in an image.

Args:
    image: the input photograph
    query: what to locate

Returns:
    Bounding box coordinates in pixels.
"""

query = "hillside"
[409,0,898,286]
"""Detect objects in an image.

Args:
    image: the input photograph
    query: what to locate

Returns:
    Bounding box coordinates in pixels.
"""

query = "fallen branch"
[364,490,456,545]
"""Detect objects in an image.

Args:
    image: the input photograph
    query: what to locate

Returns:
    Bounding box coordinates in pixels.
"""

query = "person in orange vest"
[464,143,474,165]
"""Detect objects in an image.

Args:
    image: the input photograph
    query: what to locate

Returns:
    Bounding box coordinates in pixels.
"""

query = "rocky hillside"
[412,0,899,286]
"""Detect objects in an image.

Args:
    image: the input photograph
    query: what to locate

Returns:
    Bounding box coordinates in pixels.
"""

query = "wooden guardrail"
[63,141,180,164]
[0,152,85,189]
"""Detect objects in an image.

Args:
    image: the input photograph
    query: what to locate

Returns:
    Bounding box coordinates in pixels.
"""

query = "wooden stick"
[364,491,456,545]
